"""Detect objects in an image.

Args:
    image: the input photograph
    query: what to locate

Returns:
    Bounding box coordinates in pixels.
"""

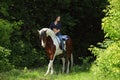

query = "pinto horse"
[38,28,73,76]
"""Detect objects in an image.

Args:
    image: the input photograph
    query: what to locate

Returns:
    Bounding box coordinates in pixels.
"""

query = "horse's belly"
[54,38,63,56]
[55,49,63,56]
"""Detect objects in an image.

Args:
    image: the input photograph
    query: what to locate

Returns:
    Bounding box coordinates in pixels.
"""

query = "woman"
[50,16,64,50]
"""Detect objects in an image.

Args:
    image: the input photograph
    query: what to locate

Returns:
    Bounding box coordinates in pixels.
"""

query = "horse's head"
[38,28,57,48]
[38,28,48,48]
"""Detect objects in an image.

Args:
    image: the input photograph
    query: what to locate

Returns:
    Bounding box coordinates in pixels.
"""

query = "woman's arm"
[53,28,60,34]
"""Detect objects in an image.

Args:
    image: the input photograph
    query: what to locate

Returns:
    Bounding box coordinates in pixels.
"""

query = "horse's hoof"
[66,71,69,74]
[50,73,53,75]
[50,71,54,75]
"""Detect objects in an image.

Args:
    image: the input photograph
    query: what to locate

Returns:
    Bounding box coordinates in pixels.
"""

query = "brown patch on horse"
[66,38,72,61]
[45,36,56,60]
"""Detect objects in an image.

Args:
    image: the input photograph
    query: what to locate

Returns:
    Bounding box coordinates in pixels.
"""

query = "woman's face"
[56,16,60,22]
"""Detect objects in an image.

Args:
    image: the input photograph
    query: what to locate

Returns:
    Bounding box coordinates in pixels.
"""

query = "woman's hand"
[53,28,60,34]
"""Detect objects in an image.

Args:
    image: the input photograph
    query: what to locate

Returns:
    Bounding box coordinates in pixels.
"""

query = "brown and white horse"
[38,28,73,76]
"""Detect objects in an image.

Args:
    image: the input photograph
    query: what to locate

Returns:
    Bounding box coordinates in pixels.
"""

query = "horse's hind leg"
[71,53,73,68]
[66,38,72,74]
[61,57,65,73]
[66,59,70,74]
[66,52,71,74]
[66,53,73,73]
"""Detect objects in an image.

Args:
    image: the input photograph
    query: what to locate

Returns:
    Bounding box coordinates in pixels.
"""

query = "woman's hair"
[51,14,61,22]
[54,15,60,21]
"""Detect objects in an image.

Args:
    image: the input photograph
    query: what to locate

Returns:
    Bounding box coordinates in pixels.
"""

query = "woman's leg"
[56,33,64,50]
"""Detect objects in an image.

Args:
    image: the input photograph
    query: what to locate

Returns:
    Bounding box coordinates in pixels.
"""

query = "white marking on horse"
[44,60,53,76]
[67,60,70,74]
[46,29,63,56]
[41,40,45,48]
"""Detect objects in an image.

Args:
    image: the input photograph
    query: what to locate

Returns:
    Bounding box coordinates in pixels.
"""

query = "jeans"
[56,32,64,50]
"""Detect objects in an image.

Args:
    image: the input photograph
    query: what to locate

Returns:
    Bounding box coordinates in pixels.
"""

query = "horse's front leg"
[50,60,54,75]
[44,60,53,76]
[44,44,56,76]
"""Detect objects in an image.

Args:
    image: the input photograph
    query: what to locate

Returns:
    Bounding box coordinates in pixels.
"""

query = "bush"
[90,41,120,79]
[0,19,13,47]
[0,18,23,48]
[10,40,47,67]
[89,0,120,79]
[0,46,14,72]
[102,0,120,40]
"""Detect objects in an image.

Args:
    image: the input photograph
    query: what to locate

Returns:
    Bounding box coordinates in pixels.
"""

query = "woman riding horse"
[50,16,64,51]
[38,16,73,76]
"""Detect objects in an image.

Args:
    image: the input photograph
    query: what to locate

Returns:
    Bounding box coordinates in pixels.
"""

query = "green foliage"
[0,19,22,71]
[10,40,47,67]
[91,41,120,79]
[0,16,46,68]
[0,0,108,68]
[102,0,120,40]
[0,19,13,47]
[89,39,115,56]
[89,0,120,79]
[79,56,92,71]
[0,46,10,59]
[90,0,120,79]
[0,1,9,17]
[1,66,118,80]
[0,46,14,72]
[0,19,23,47]
[0,67,95,80]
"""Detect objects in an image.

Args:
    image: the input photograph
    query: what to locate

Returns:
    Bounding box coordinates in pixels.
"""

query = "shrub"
[91,41,120,79]
[10,40,47,67]
[0,46,14,72]
[0,19,13,47]
[102,0,120,40]
[90,0,120,79]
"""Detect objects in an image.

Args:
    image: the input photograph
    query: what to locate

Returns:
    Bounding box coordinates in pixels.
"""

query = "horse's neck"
[46,29,56,41]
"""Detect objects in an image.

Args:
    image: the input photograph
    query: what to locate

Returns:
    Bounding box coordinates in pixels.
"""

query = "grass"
[0,65,118,80]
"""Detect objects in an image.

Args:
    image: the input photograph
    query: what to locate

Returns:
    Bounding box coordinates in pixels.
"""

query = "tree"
[0,0,108,68]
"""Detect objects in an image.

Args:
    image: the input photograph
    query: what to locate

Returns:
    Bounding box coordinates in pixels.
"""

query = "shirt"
[50,22,61,30]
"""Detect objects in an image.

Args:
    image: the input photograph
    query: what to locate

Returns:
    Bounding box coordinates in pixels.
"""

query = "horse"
[38,28,73,76]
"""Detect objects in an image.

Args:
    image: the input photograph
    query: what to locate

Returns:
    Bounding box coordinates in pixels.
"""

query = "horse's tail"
[71,53,73,68]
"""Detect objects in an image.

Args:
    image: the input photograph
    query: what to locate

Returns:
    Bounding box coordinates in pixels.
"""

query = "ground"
[0,65,117,80]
